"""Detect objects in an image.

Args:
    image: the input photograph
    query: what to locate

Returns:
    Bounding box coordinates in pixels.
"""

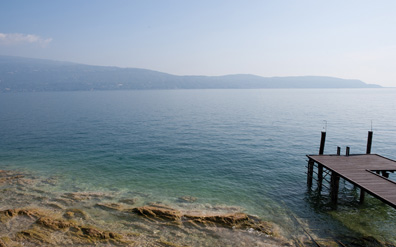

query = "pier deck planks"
[307,154,396,208]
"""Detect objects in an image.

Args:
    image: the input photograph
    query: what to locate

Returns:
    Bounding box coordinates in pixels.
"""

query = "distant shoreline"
[0,87,391,94]
[0,55,381,92]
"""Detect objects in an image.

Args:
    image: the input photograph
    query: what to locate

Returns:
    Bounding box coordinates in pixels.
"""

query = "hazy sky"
[1,1,395,87]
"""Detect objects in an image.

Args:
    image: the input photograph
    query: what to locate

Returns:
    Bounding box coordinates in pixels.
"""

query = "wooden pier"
[307,131,396,208]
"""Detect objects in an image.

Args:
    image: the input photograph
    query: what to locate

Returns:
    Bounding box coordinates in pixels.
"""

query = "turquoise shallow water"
[1,88,396,243]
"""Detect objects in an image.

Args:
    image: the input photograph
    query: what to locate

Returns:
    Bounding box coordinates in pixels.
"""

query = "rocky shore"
[0,169,292,246]
[0,205,284,246]
[0,169,394,246]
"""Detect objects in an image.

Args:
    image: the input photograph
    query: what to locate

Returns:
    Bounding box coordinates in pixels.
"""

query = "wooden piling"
[330,171,340,204]
[319,131,326,155]
[346,146,350,156]
[307,159,314,189]
[317,133,326,190]
[318,164,323,191]
[359,188,365,204]
[366,131,373,154]
[337,146,341,155]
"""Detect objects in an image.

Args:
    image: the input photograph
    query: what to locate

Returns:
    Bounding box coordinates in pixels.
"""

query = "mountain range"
[0,55,381,92]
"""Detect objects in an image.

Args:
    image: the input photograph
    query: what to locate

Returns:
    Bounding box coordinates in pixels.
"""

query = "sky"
[1,0,396,87]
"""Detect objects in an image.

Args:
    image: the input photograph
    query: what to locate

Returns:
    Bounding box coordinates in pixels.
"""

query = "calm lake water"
[1,88,396,244]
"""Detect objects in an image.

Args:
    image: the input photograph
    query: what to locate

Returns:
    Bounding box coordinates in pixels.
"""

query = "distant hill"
[0,55,381,92]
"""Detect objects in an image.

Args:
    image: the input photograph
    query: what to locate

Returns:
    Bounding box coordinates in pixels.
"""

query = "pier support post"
[330,172,340,204]
[366,131,373,154]
[359,188,365,204]
[307,159,314,189]
[337,146,341,155]
[318,164,323,191]
[346,146,350,156]
[319,131,326,155]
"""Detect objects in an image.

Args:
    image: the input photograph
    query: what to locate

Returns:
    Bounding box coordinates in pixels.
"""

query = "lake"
[1,88,396,246]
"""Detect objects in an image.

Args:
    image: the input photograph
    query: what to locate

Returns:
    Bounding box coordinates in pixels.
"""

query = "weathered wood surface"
[307,154,396,208]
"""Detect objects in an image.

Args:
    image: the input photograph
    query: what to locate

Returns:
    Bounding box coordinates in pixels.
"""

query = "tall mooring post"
[317,131,326,191]
[360,130,373,204]
[319,131,326,155]
[366,131,373,154]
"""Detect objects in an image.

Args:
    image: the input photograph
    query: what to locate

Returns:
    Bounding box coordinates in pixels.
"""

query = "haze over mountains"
[0,56,381,92]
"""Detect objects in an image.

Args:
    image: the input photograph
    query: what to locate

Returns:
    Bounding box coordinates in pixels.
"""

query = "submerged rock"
[16,229,54,245]
[184,212,275,235]
[0,208,42,222]
[45,202,65,210]
[41,176,58,186]
[80,227,120,240]
[0,237,13,247]
[339,235,394,247]
[63,208,88,220]
[51,197,75,206]
[95,202,129,211]
[36,216,75,230]
[62,192,113,202]
[0,170,33,186]
[0,169,302,246]
[184,212,249,226]
[178,196,197,203]
[0,175,24,184]
[118,197,139,205]
[131,205,182,221]
[130,204,275,235]
[0,207,125,246]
